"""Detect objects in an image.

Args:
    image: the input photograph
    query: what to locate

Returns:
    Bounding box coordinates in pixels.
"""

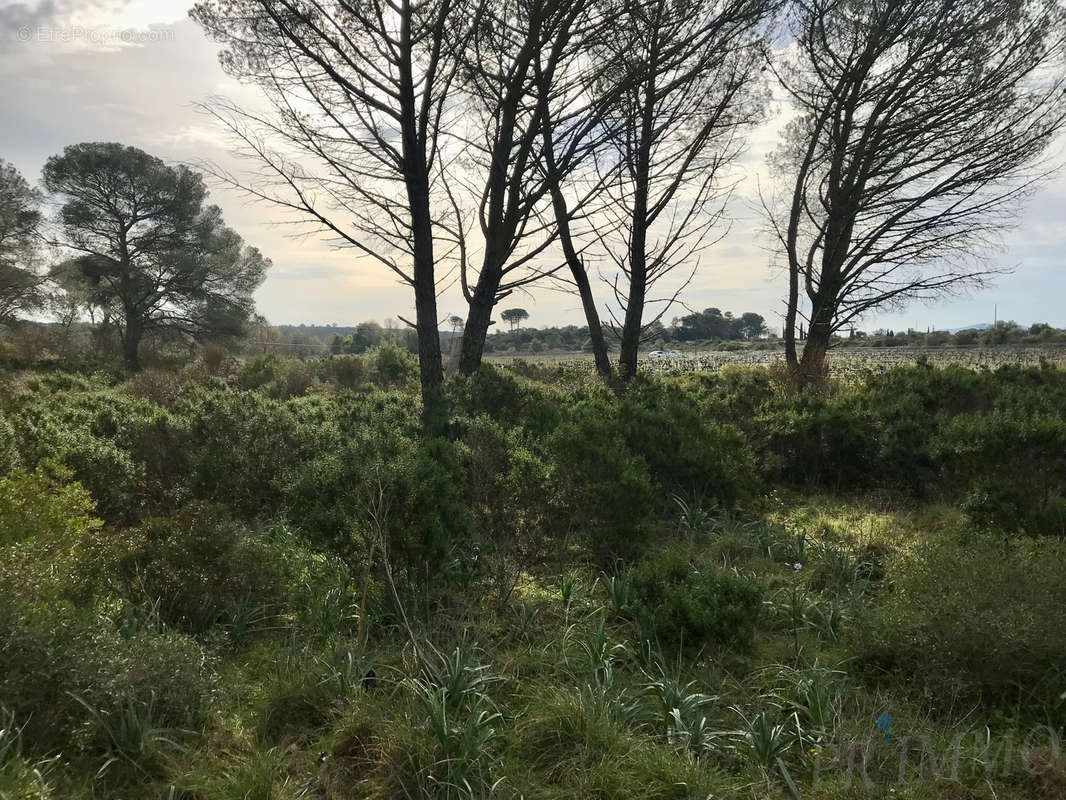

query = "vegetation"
[42,143,269,371]
[1,353,1065,798]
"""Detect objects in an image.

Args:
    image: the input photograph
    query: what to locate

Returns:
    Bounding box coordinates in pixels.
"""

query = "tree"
[588,0,774,380]
[0,159,45,325]
[192,0,474,433]
[455,0,605,375]
[350,321,385,354]
[500,307,529,331]
[43,143,269,371]
[737,311,766,339]
[771,0,1066,382]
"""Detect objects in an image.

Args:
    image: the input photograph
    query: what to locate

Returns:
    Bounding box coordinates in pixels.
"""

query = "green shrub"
[316,354,369,390]
[455,414,560,590]
[935,409,1066,532]
[0,415,19,477]
[369,341,418,388]
[548,399,656,565]
[448,365,565,437]
[0,464,108,605]
[284,404,472,584]
[626,548,763,653]
[180,386,332,514]
[0,471,215,755]
[118,503,286,635]
[621,378,759,508]
[855,535,1066,704]
[4,379,188,518]
[238,353,315,399]
[0,601,215,755]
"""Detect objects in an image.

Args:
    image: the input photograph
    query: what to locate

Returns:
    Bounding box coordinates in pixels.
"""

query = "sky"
[1,0,1063,332]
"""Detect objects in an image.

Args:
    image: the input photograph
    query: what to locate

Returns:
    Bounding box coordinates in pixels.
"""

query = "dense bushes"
[0,466,216,756]
[117,503,287,635]
[856,535,1066,703]
[625,547,764,653]
[700,364,1066,517]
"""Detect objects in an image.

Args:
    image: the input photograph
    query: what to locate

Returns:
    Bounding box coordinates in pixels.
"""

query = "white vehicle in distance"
[646,349,683,360]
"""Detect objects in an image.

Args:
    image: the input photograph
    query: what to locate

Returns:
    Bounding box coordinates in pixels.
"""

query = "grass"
[6,495,1063,800]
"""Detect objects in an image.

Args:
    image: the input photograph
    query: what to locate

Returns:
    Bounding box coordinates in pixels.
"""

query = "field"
[486,343,1066,376]
[2,353,1066,799]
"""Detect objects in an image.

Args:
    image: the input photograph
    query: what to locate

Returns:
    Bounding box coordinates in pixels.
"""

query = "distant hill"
[949,323,992,334]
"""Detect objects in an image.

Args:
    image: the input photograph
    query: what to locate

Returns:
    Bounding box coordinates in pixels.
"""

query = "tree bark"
[122,318,143,372]
[784,258,799,369]
[797,299,833,384]
[399,1,447,434]
[458,261,500,375]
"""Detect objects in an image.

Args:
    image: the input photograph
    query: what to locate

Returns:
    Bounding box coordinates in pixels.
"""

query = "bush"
[284,400,472,584]
[855,535,1066,704]
[0,464,107,605]
[0,601,215,755]
[548,399,656,565]
[626,547,763,653]
[180,386,332,514]
[935,409,1066,533]
[238,353,315,399]
[369,341,418,388]
[118,503,286,635]
[621,378,759,508]
[0,470,215,755]
[0,415,19,477]
[4,378,187,518]
[455,414,559,590]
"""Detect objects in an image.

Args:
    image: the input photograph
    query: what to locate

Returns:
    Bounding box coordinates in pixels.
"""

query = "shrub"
[935,409,1066,532]
[855,535,1066,704]
[369,341,418,388]
[284,404,472,584]
[316,354,368,390]
[448,365,565,437]
[180,386,331,514]
[548,399,656,565]
[621,378,759,508]
[626,548,763,653]
[455,414,560,591]
[4,380,187,518]
[0,415,19,477]
[0,601,215,755]
[0,471,215,755]
[0,464,107,605]
[238,353,314,399]
[117,503,286,635]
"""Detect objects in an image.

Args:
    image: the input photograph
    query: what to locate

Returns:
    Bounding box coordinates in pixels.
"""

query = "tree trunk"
[458,263,500,376]
[797,307,833,384]
[122,327,142,371]
[398,2,447,435]
[618,32,658,384]
[618,247,647,381]
[571,259,613,380]
[547,181,612,380]
[784,257,799,369]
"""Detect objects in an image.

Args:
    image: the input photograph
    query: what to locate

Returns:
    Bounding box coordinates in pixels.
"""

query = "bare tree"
[771,0,1066,381]
[590,0,775,380]
[453,0,605,374]
[191,0,475,431]
[531,3,624,379]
